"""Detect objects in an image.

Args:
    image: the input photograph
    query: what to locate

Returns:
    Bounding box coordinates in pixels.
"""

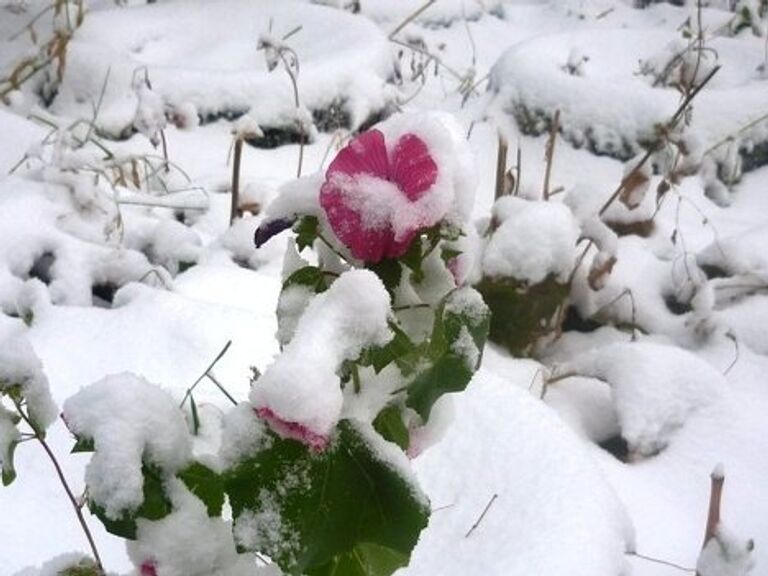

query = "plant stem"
[180,340,233,408]
[388,0,436,39]
[494,134,508,201]
[542,109,560,201]
[14,405,104,574]
[231,138,243,225]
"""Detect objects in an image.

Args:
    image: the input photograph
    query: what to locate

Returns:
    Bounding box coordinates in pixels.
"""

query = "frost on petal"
[326,129,389,181]
[250,270,392,444]
[320,181,396,262]
[62,373,192,519]
[390,133,438,201]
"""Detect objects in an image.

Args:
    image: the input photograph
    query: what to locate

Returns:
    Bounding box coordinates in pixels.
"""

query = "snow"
[53,0,395,137]
[697,525,756,576]
[250,269,392,441]
[482,197,580,283]
[0,335,58,432]
[127,480,265,576]
[400,369,632,576]
[62,373,192,519]
[559,341,726,457]
[2,0,768,574]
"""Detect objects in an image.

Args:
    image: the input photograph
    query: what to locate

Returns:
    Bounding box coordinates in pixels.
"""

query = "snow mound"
[361,0,504,26]
[482,197,580,283]
[402,370,632,576]
[562,341,726,456]
[488,29,768,166]
[62,372,192,519]
[53,0,395,138]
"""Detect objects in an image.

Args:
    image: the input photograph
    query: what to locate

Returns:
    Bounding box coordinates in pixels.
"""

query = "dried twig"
[389,0,437,40]
[495,135,508,201]
[13,403,104,574]
[542,109,560,201]
[465,493,498,538]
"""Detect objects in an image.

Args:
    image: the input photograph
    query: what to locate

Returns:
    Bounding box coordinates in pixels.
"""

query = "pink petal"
[320,180,389,262]
[326,129,389,181]
[140,561,158,576]
[390,133,438,201]
[254,407,329,452]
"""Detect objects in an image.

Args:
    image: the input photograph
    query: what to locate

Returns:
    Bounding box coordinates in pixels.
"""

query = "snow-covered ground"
[1,0,767,574]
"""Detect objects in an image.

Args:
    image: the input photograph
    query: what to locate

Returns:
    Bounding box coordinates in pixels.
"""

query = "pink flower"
[320,129,439,263]
[254,407,329,452]
[140,561,157,576]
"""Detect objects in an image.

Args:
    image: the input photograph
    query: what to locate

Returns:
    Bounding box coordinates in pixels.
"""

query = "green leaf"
[225,420,429,576]
[283,266,329,293]
[189,394,200,436]
[1,438,18,486]
[89,463,172,539]
[58,557,100,576]
[306,543,408,576]
[400,238,424,283]
[367,259,402,293]
[294,216,320,252]
[372,406,409,451]
[178,462,224,518]
[405,288,490,420]
[362,322,417,375]
[71,436,95,454]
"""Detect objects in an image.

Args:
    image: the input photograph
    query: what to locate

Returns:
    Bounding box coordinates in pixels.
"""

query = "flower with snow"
[320,128,440,263]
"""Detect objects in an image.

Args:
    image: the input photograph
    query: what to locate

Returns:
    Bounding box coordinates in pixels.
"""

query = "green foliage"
[477,275,569,357]
[405,289,491,420]
[89,464,172,540]
[284,266,330,293]
[178,462,225,518]
[1,437,18,486]
[58,558,100,576]
[224,420,429,576]
[294,216,320,251]
[372,406,410,451]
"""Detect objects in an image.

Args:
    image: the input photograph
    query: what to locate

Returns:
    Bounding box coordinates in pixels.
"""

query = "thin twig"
[598,65,720,218]
[13,404,104,574]
[179,340,233,408]
[542,109,560,201]
[205,372,239,406]
[389,0,437,39]
[495,134,508,201]
[465,493,498,538]
[627,551,695,573]
[230,138,244,224]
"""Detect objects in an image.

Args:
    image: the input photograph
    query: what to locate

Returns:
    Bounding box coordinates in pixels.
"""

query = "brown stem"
[495,135,508,201]
[388,0,437,39]
[231,138,243,225]
[14,405,104,574]
[598,65,720,218]
[702,467,724,548]
[542,109,560,201]
[160,129,170,174]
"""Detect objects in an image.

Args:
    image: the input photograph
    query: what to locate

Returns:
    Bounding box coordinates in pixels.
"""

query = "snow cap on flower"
[250,269,392,448]
[320,112,476,263]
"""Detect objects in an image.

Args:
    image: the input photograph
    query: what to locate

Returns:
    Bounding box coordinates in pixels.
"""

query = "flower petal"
[390,133,438,201]
[254,407,329,452]
[254,217,295,248]
[320,181,392,263]
[327,129,389,180]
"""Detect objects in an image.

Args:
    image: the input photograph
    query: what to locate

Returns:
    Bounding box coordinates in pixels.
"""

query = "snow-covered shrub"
[476,196,579,356]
